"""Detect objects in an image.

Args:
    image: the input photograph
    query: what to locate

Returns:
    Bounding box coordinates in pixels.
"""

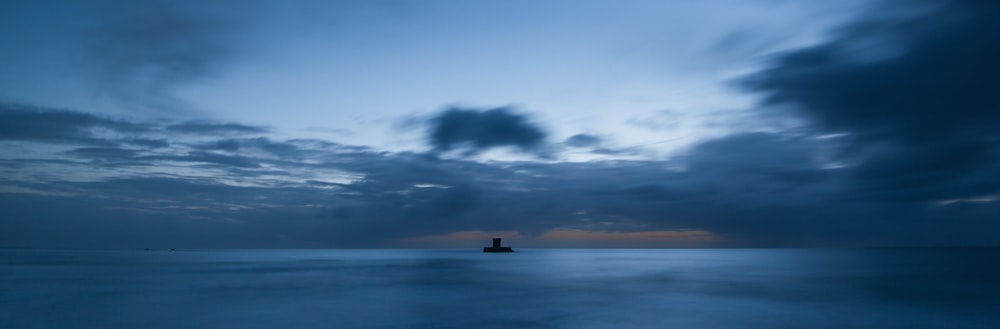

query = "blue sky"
[2,0,998,248]
[1,0,861,156]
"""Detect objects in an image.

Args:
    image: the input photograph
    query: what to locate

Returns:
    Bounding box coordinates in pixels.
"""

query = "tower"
[483,237,514,252]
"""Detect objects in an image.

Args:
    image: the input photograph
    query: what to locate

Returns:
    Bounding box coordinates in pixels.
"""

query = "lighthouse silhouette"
[483,238,514,252]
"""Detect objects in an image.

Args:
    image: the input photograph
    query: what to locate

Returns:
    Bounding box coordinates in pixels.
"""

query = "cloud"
[0,103,269,148]
[166,122,270,135]
[0,103,146,143]
[85,0,257,112]
[426,107,547,154]
[742,0,1000,202]
[564,134,602,148]
[2,103,999,248]
[123,138,170,149]
[66,147,140,160]
[148,152,264,168]
[678,132,828,175]
[539,228,720,244]
[0,103,307,177]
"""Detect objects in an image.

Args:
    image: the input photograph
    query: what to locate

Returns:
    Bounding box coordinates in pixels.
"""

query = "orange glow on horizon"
[539,228,720,242]
[402,228,720,246]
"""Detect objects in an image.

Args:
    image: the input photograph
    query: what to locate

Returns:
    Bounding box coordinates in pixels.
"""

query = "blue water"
[2,248,998,329]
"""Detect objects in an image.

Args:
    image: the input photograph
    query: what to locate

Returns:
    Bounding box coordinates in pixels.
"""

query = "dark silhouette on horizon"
[483,238,514,252]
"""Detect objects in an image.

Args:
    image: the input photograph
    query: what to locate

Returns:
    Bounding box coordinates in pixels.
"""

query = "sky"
[1,0,998,249]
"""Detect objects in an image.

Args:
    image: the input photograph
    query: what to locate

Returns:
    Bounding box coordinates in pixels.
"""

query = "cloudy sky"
[2,0,998,249]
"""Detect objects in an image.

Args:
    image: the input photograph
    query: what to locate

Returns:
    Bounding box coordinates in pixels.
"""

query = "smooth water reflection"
[2,248,998,328]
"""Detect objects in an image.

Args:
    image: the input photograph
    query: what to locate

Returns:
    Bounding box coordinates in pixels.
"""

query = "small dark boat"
[483,238,514,252]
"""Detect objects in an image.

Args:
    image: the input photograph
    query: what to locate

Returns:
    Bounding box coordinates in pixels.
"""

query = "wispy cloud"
[86,0,260,113]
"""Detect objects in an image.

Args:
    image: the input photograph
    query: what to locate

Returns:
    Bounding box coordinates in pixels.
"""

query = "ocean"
[2,248,998,329]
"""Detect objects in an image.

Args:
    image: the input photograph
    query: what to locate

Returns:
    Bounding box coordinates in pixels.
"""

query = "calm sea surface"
[2,248,998,329]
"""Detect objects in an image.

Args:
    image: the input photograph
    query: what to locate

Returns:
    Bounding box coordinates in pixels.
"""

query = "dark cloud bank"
[2,0,998,248]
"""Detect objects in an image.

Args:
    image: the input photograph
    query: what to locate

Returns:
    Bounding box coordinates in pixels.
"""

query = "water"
[2,248,998,329]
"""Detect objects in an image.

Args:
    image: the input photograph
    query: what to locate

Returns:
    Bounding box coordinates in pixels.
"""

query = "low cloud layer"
[2,100,998,248]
